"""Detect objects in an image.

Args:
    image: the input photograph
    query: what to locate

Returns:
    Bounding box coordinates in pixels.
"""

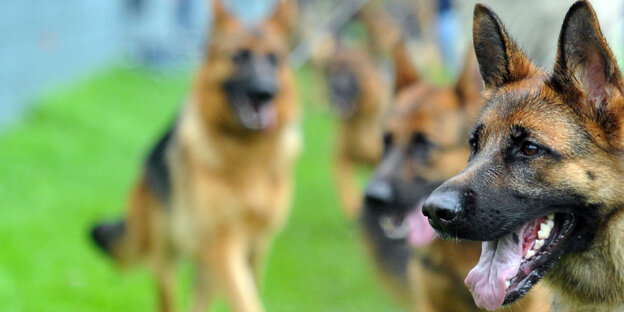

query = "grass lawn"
[0,66,402,311]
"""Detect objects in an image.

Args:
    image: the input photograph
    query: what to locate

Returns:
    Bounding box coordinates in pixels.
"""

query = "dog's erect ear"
[393,41,419,93]
[551,0,624,114]
[211,0,237,31]
[265,0,298,34]
[472,3,536,90]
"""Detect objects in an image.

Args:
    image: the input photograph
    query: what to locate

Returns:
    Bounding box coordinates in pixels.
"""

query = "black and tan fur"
[91,1,300,311]
[362,42,550,311]
[423,1,624,311]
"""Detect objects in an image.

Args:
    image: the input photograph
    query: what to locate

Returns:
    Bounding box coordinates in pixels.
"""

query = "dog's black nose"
[248,89,274,103]
[422,190,460,226]
[364,180,394,208]
[247,83,276,103]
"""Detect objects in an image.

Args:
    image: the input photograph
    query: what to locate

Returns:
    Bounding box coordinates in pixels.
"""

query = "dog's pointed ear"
[211,0,236,31]
[551,0,624,113]
[393,41,419,93]
[265,0,298,35]
[473,3,536,90]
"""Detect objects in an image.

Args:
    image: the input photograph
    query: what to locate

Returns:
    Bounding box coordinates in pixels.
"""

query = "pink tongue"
[464,227,524,311]
[406,200,436,247]
[258,104,276,130]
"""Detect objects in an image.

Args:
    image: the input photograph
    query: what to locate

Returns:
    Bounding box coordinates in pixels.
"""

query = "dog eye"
[468,124,483,160]
[469,139,477,150]
[410,133,434,158]
[267,52,278,66]
[232,49,251,63]
[521,142,541,157]
[468,136,478,159]
[411,133,431,148]
[383,133,393,154]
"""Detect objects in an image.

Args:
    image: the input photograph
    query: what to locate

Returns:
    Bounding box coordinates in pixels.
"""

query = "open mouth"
[379,199,436,246]
[465,212,577,310]
[234,97,276,131]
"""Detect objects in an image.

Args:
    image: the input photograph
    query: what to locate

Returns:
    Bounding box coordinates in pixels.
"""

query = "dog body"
[91,1,299,311]
[423,1,624,311]
[362,42,550,311]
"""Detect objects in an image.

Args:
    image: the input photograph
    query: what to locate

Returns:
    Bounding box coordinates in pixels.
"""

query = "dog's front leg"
[154,259,177,312]
[210,232,263,312]
[190,262,216,312]
[333,155,362,219]
[249,235,272,288]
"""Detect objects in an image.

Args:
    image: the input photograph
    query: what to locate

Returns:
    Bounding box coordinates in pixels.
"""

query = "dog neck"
[177,98,300,170]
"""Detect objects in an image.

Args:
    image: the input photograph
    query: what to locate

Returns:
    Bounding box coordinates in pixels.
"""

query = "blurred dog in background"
[361,40,551,311]
[327,47,390,219]
[91,0,300,311]
[323,5,398,219]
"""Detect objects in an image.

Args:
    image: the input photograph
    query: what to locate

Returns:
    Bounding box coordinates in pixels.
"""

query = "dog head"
[194,0,297,133]
[325,49,365,120]
[362,40,482,247]
[422,1,624,309]
[324,11,395,121]
[325,47,386,120]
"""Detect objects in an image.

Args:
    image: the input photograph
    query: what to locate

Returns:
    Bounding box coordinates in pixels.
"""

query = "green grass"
[0,66,401,311]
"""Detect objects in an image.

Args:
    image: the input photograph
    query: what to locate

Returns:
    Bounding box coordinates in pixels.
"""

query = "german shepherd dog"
[362,42,550,311]
[422,1,624,311]
[324,7,397,219]
[327,46,390,219]
[90,1,300,311]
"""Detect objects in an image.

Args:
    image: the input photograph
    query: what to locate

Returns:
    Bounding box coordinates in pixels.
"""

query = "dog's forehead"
[213,25,286,53]
[477,80,581,147]
[391,85,463,145]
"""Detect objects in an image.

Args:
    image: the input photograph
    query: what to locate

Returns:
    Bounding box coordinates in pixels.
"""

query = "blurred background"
[0,0,623,311]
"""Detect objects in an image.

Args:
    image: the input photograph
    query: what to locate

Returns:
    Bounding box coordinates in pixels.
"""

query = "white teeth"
[538,220,552,239]
[534,239,544,250]
[505,281,511,289]
[524,217,553,260]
